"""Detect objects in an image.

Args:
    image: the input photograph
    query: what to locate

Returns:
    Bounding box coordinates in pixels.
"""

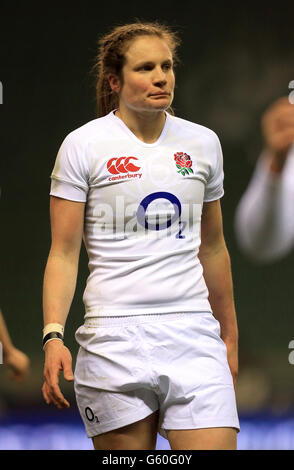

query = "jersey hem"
[50,174,89,191]
[49,191,87,203]
[84,302,212,319]
[160,416,240,438]
[81,406,159,438]
[203,191,224,202]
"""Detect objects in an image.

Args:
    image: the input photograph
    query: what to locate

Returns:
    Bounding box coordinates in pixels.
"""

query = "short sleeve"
[203,133,224,202]
[50,133,89,202]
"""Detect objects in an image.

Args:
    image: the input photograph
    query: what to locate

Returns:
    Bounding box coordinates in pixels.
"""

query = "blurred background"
[0,0,294,450]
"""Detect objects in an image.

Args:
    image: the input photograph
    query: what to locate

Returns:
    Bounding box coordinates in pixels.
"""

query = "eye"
[162,62,173,71]
[136,63,154,71]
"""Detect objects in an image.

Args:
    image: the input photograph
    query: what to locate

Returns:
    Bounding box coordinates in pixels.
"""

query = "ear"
[108,73,121,94]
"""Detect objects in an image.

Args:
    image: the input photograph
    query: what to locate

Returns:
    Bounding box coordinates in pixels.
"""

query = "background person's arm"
[0,308,30,381]
[198,199,238,387]
[42,195,85,409]
[234,97,294,262]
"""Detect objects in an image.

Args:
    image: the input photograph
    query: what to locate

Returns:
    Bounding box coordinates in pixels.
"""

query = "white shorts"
[74,312,240,439]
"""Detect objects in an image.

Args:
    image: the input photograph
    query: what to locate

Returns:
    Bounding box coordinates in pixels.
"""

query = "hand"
[261,97,294,174]
[4,347,30,382]
[42,340,74,409]
[224,341,238,389]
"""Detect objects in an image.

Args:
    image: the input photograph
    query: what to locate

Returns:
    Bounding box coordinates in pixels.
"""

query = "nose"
[153,67,167,86]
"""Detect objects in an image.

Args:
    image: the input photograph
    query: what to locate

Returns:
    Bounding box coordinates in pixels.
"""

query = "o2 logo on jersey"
[137,191,186,239]
[92,191,202,240]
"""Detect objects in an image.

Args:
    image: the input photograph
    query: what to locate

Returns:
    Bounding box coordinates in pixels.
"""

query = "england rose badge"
[174,152,194,176]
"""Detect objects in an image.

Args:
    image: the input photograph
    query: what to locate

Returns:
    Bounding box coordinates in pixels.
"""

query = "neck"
[115,105,167,144]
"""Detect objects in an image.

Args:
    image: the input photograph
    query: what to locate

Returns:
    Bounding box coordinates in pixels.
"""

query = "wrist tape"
[42,323,64,350]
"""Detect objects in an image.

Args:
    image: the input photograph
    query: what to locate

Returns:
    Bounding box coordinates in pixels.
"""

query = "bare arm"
[0,308,14,353]
[42,196,85,409]
[43,196,85,325]
[0,309,30,381]
[198,200,238,386]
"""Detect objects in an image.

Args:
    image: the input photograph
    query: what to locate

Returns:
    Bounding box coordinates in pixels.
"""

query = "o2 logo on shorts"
[85,406,100,423]
[137,191,186,239]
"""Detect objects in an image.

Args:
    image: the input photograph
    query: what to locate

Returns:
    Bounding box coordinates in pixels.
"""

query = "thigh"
[153,314,239,437]
[92,411,159,450]
[168,427,237,450]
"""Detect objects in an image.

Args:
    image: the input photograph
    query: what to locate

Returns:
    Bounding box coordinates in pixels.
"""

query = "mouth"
[149,92,170,97]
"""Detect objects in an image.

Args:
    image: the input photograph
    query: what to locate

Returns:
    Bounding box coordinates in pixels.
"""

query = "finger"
[44,370,66,408]
[42,382,52,405]
[63,364,74,382]
[49,382,70,408]
[47,387,67,409]
[58,353,74,381]
[42,381,56,406]
[44,369,64,405]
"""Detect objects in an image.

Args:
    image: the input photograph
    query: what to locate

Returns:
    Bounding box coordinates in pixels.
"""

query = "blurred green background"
[0,1,294,419]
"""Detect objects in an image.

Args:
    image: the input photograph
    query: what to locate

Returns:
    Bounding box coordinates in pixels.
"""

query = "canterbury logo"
[107,157,141,175]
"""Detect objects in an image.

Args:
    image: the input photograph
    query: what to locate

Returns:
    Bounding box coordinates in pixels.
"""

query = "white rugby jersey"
[235,145,294,262]
[50,111,224,318]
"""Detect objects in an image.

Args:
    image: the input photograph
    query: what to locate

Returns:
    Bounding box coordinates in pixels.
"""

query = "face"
[109,35,175,113]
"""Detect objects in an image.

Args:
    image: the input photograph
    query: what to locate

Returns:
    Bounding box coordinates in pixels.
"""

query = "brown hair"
[91,21,181,117]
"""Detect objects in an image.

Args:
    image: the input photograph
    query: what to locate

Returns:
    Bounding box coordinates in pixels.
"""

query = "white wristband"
[43,323,64,339]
